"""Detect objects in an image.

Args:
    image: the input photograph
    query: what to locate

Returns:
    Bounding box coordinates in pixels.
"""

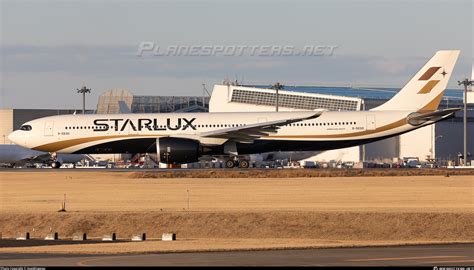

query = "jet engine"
[156,137,201,164]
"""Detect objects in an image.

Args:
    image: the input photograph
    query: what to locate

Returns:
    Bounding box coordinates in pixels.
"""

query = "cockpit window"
[20,125,32,131]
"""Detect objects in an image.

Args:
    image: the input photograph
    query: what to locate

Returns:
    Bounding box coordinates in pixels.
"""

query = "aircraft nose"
[8,131,21,145]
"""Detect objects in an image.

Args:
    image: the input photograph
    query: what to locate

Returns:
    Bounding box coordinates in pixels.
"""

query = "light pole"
[431,134,443,162]
[76,86,92,115]
[202,83,211,112]
[361,99,366,162]
[273,82,283,112]
[457,78,472,166]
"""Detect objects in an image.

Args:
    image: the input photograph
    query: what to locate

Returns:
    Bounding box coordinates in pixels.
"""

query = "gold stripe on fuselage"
[269,118,408,139]
[33,134,166,152]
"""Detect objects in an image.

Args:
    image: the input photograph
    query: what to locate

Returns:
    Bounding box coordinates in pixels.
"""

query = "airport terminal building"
[96,89,209,114]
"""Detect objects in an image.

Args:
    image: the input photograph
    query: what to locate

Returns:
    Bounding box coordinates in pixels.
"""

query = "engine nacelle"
[156,137,201,164]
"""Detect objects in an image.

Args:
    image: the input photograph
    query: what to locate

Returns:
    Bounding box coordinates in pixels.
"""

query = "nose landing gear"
[50,152,61,169]
[51,161,62,169]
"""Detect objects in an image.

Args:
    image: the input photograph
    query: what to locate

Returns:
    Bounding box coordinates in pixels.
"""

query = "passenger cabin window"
[20,125,32,131]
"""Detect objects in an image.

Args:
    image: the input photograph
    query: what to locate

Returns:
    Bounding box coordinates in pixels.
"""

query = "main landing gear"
[223,142,250,168]
[225,158,250,168]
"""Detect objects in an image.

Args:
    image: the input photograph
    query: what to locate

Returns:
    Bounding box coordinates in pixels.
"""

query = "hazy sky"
[1,0,472,109]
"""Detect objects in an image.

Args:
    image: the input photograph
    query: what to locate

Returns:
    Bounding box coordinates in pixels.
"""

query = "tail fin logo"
[419,67,441,80]
[417,80,440,94]
[417,66,446,94]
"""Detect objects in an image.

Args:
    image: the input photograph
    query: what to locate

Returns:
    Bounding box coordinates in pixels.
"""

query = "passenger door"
[366,115,376,130]
[44,121,54,136]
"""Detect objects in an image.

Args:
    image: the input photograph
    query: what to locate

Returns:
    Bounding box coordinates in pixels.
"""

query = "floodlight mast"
[272,82,284,112]
[457,78,473,166]
[77,86,92,115]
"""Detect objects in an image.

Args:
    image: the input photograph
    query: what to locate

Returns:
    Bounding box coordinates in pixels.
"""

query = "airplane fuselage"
[10,110,420,155]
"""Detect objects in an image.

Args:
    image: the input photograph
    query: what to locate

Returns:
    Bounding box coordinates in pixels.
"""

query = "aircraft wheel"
[51,161,61,169]
[225,160,235,168]
[239,159,250,168]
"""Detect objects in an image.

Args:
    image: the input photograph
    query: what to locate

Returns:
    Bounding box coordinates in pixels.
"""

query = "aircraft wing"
[198,110,324,143]
[21,153,53,163]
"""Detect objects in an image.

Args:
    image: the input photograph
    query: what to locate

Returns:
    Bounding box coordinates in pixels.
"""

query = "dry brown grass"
[1,211,473,241]
[1,172,472,213]
[1,171,472,253]
[131,168,474,179]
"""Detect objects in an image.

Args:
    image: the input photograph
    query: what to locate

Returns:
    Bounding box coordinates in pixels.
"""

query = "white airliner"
[9,50,460,168]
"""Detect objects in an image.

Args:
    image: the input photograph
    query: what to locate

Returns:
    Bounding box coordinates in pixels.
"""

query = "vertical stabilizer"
[372,50,460,112]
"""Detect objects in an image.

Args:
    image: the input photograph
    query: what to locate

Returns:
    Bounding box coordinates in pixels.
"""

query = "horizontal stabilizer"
[407,108,460,126]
